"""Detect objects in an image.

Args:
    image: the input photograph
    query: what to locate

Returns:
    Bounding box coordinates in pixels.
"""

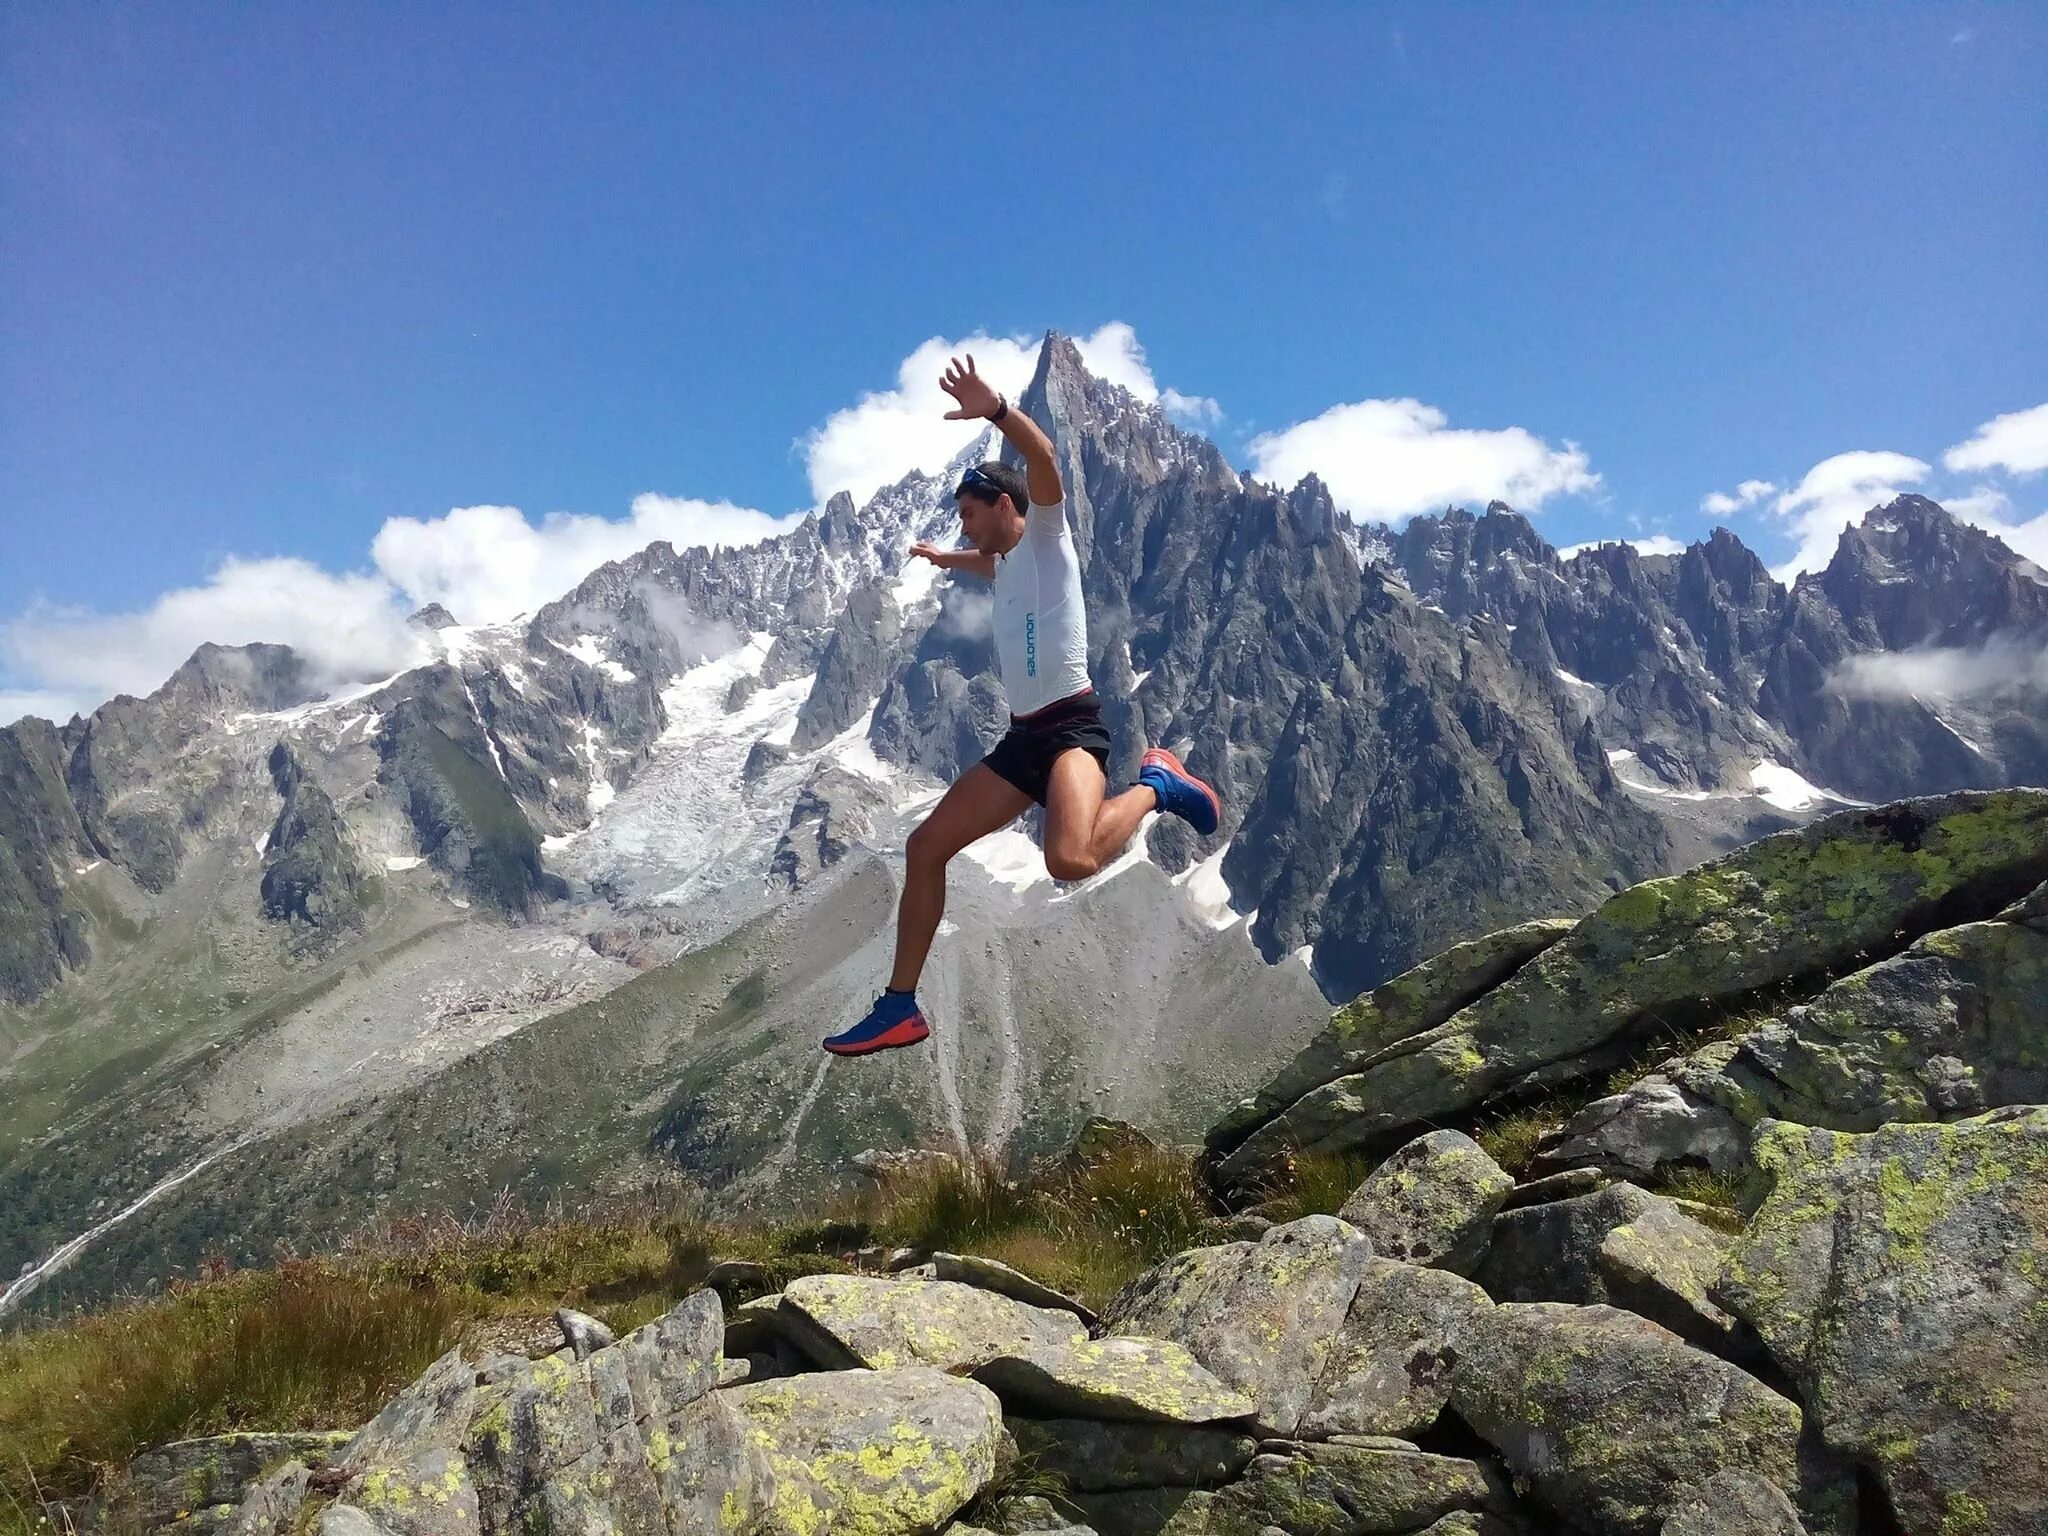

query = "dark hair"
[956,460,1028,513]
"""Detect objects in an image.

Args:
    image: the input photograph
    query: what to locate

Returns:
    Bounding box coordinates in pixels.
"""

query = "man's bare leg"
[889,763,1033,991]
[1042,749,1159,882]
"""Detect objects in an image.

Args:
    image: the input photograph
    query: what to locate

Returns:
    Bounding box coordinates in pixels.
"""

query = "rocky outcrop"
[260,743,364,927]
[1215,790,2048,1190]
[769,767,888,889]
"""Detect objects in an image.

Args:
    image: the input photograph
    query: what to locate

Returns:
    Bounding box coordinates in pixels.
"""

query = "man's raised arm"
[941,354,1065,507]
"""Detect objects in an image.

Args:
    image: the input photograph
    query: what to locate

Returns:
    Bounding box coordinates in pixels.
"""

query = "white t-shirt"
[991,500,1091,717]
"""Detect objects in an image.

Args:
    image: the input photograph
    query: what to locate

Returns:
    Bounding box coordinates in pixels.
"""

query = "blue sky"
[3,3,2045,720]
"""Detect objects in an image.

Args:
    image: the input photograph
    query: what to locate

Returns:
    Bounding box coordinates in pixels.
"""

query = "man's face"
[956,490,1007,553]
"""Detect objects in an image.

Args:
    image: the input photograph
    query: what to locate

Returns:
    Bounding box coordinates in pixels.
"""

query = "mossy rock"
[1448,1303,1804,1535]
[1103,1216,1373,1435]
[1216,790,2048,1186]
[730,1366,1005,1536]
[778,1273,1086,1374]
[1336,1130,1513,1276]
[1717,1109,2048,1534]
[1209,918,1575,1158]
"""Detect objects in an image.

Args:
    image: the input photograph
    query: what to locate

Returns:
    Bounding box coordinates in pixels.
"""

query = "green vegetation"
[0,1141,1216,1526]
[1243,1148,1377,1224]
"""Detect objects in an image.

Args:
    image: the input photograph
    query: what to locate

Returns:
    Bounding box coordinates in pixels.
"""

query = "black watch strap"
[990,394,1009,423]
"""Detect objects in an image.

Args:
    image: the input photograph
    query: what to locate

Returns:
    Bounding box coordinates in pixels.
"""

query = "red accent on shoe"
[1142,746,1222,821]
[823,1014,931,1057]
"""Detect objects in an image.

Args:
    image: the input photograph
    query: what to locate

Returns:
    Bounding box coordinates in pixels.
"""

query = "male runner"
[823,354,1221,1056]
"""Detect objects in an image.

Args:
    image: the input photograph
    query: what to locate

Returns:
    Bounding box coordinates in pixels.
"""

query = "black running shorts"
[980,689,1112,806]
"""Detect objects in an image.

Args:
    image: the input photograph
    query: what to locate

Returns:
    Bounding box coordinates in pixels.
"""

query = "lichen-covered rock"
[1471,1183,1664,1305]
[1684,919,2048,1130]
[1007,1418,1257,1492]
[1539,1077,1750,1178]
[1104,1216,1374,1434]
[220,1459,311,1536]
[110,1432,353,1531]
[1335,1131,1513,1275]
[1208,918,1575,1161]
[779,1273,1086,1373]
[923,1251,1102,1328]
[1596,1201,1744,1355]
[457,1289,745,1534]
[972,1337,1254,1425]
[344,1449,478,1536]
[1448,1303,1804,1535]
[1216,791,2048,1183]
[1500,1166,1613,1209]
[647,1391,767,1535]
[340,1349,478,1471]
[1163,1442,1509,1536]
[732,1366,1004,1536]
[1298,1258,1492,1439]
[1716,1109,2048,1535]
[1660,1468,1806,1535]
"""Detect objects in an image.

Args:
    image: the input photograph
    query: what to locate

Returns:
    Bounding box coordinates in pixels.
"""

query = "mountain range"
[3,332,2045,1311]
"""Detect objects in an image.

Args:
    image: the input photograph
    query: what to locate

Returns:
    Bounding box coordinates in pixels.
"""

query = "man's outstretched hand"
[909,541,948,565]
[940,354,1002,421]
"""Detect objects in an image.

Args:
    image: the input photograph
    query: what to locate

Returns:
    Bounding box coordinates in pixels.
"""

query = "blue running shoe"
[1139,747,1222,836]
[824,990,931,1056]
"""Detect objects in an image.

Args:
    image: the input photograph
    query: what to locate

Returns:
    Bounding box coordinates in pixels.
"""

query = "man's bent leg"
[1043,749,1158,882]
[889,764,1032,991]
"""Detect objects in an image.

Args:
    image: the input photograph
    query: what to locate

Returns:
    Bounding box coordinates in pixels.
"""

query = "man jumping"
[823,353,1222,1056]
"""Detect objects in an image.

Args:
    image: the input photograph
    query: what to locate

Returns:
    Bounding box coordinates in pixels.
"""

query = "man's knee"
[906,821,955,869]
[1045,849,1100,882]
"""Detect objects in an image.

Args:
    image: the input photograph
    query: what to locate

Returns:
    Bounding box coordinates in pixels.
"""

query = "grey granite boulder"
[730,1366,1004,1536]
[1471,1182,1664,1305]
[1298,1258,1492,1439]
[1215,791,2048,1186]
[1208,918,1575,1163]
[1159,1442,1509,1535]
[973,1337,1254,1425]
[1335,1131,1513,1275]
[1007,1418,1257,1493]
[1717,1109,2048,1535]
[1660,1468,1805,1535]
[779,1273,1087,1373]
[1449,1303,1803,1535]
[1104,1216,1374,1435]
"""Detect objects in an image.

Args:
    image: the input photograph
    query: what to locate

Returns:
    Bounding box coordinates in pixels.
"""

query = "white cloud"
[370,496,800,626]
[1700,478,1778,516]
[4,495,804,720]
[2,558,424,713]
[1944,401,2048,478]
[796,321,1203,505]
[1560,534,1687,559]
[1161,388,1224,427]
[1245,398,1598,521]
[1831,636,2048,700]
[1768,450,1932,580]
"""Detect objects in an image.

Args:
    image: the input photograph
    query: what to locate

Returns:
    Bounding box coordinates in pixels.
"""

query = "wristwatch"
[990,394,1009,423]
